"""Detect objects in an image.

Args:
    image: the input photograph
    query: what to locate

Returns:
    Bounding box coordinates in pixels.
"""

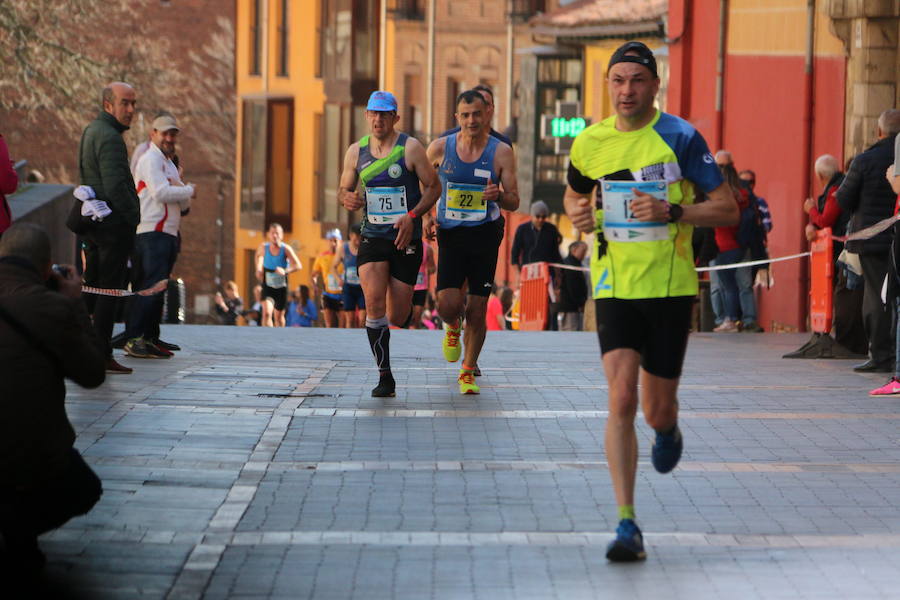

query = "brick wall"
[1,0,236,323]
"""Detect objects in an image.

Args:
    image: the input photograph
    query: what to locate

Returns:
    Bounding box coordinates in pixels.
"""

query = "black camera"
[47,264,70,291]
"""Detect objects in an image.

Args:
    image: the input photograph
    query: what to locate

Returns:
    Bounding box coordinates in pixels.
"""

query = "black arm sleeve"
[567,162,596,195]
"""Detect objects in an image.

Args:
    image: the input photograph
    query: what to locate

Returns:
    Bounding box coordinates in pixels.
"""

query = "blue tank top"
[342,241,360,286]
[263,243,288,270]
[437,134,501,229]
[356,133,422,241]
[262,243,288,288]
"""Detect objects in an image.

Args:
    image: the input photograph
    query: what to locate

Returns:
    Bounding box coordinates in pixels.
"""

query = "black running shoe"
[651,425,683,474]
[146,341,174,358]
[371,373,396,397]
[606,519,647,562]
[153,339,181,352]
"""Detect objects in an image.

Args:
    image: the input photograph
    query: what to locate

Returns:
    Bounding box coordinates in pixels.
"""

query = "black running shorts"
[436,219,504,297]
[322,295,343,311]
[594,296,694,379]
[262,284,287,311]
[357,236,422,286]
[412,289,427,307]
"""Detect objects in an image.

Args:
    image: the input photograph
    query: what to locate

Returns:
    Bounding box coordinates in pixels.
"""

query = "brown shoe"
[106,357,133,374]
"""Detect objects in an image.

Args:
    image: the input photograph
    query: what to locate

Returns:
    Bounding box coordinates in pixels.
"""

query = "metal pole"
[714,0,726,149]
[506,1,514,130]
[426,0,436,141]
[262,0,269,93]
[379,0,387,89]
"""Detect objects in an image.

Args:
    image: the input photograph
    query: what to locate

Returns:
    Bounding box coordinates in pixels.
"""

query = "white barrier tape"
[833,213,900,243]
[696,252,810,272]
[546,251,811,275]
[81,279,168,298]
[542,212,899,275]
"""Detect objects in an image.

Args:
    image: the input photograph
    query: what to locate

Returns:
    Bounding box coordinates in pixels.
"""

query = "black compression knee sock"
[365,316,391,373]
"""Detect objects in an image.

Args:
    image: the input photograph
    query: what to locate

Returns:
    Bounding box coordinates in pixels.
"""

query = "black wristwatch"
[667,202,683,223]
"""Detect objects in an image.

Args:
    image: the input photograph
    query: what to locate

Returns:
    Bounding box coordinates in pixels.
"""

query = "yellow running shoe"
[458,370,480,395]
[442,324,462,362]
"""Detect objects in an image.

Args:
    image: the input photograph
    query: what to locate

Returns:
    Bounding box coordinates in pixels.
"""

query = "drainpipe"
[379,0,387,89]
[800,0,816,329]
[262,0,269,93]
[714,0,727,149]
[506,1,514,130]
[426,0,436,141]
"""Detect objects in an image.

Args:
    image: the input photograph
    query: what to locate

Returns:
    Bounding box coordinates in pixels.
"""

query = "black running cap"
[608,41,658,78]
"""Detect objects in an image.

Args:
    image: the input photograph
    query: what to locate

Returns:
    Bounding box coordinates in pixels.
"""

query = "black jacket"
[558,254,588,312]
[511,221,562,267]
[78,111,141,229]
[0,259,105,488]
[836,137,895,254]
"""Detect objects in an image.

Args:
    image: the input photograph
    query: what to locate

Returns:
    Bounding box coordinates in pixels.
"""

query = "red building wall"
[668,0,847,331]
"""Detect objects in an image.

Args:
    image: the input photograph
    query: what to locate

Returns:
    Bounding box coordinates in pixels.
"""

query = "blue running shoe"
[651,425,683,474]
[605,519,646,562]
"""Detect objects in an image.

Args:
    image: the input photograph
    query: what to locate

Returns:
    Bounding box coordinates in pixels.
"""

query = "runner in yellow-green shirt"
[564,42,739,562]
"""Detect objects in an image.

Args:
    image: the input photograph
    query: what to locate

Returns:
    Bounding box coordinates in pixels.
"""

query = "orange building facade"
[234,0,382,299]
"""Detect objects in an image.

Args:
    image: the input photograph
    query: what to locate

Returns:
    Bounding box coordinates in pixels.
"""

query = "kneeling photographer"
[0,222,105,577]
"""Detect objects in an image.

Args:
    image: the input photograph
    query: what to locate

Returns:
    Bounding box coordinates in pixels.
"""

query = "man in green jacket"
[79,82,140,374]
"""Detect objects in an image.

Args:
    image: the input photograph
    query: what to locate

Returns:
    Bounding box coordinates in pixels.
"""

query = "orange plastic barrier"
[809,228,833,333]
[518,262,549,331]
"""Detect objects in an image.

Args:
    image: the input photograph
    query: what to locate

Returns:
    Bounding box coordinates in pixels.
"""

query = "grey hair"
[0,222,51,271]
[877,109,900,137]
[101,86,115,108]
[814,154,840,180]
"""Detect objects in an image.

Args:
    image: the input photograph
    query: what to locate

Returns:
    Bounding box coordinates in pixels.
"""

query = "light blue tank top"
[342,242,360,286]
[263,243,288,270]
[436,134,501,229]
[263,243,288,288]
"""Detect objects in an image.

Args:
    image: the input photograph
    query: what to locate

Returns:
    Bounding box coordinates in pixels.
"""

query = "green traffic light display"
[550,117,586,138]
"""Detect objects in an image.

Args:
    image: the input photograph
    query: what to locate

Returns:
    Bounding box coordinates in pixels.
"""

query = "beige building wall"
[390,1,553,142]
[828,0,900,158]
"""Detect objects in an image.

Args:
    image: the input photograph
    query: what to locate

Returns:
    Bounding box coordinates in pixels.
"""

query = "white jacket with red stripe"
[133,142,193,236]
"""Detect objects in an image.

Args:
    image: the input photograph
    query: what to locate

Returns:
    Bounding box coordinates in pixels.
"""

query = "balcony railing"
[389,0,425,20]
[508,0,545,22]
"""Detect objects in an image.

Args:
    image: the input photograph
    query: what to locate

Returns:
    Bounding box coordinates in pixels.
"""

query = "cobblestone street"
[35,326,900,599]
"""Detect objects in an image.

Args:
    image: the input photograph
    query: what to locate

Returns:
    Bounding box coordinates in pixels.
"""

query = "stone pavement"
[29,326,900,599]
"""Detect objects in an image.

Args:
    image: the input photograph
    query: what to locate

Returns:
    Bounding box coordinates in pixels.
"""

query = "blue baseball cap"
[366,91,398,112]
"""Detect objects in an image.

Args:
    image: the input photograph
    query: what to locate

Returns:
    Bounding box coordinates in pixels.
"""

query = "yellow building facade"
[234,0,381,299]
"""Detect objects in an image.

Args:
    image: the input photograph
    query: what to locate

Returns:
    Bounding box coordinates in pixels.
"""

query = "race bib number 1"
[445,182,487,221]
[366,186,407,224]
[600,180,670,242]
[265,271,286,288]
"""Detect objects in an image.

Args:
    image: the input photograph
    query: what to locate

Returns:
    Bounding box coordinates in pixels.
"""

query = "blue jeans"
[709,259,724,325]
[715,248,743,321]
[125,232,177,340]
[735,249,757,324]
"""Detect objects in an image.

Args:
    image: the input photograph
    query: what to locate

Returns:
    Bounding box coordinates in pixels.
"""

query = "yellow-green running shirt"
[568,110,723,300]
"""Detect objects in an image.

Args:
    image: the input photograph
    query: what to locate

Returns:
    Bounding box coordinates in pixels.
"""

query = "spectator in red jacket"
[0,134,19,239]
[805,155,850,248]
